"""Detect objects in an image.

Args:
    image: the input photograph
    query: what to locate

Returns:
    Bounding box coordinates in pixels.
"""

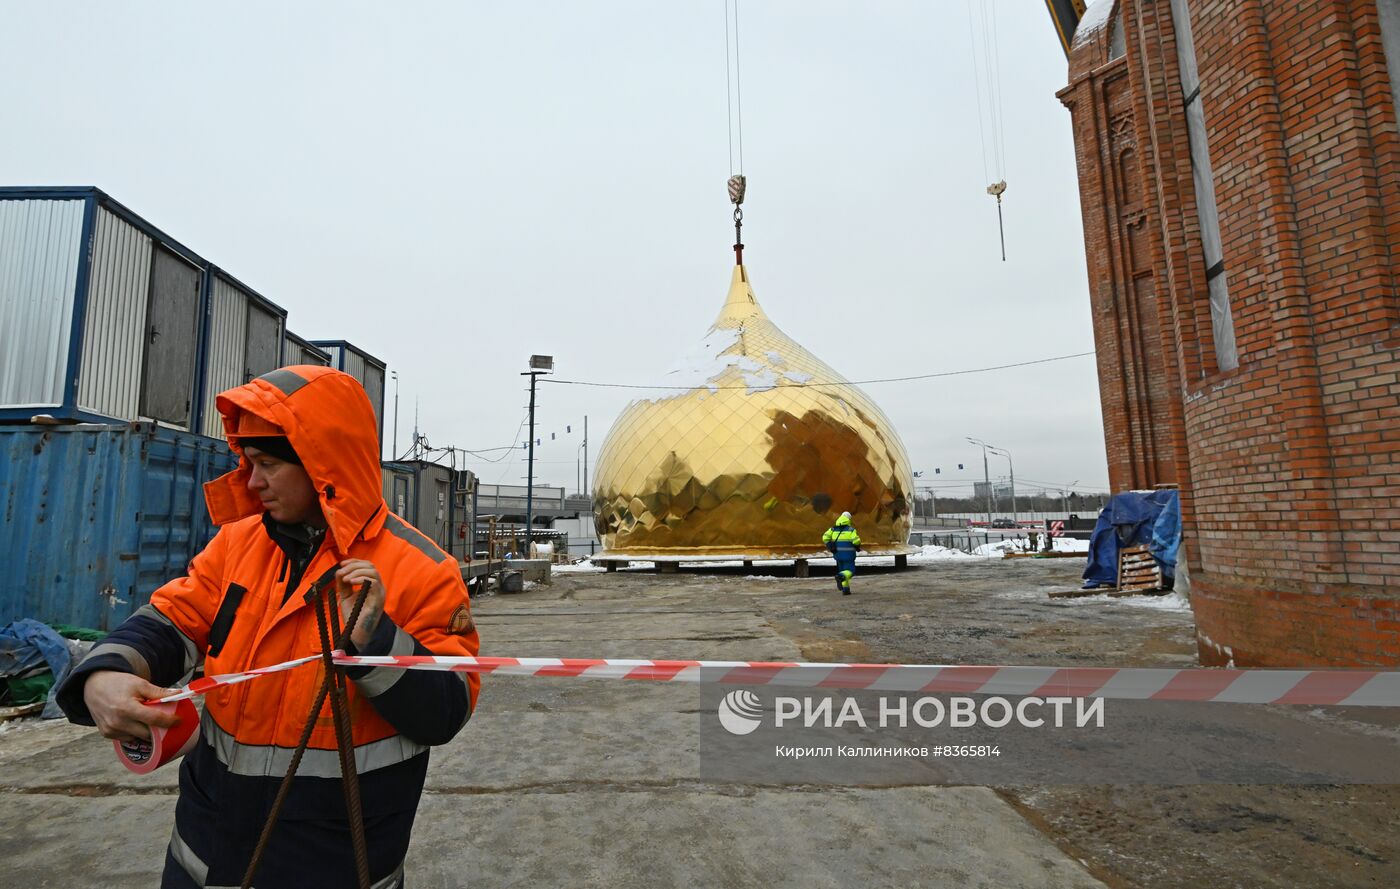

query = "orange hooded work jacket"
[59,365,478,889]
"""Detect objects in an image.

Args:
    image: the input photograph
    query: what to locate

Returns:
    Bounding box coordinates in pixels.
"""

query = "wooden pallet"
[1117,544,1162,592]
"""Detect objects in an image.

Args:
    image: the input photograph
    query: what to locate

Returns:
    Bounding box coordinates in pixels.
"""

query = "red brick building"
[1060,0,1400,666]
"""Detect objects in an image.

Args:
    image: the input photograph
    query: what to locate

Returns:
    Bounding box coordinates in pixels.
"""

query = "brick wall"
[1063,0,1400,667]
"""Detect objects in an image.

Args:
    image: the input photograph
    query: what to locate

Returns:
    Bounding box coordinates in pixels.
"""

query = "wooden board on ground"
[0,702,44,723]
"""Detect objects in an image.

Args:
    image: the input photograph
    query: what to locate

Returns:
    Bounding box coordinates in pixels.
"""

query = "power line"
[540,350,1094,392]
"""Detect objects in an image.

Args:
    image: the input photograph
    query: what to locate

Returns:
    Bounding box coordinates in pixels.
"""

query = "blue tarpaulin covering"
[0,619,74,718]
[1082,489,1181,589]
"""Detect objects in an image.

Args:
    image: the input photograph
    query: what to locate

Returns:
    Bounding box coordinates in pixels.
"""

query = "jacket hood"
[204,366,386,555]
[836,512,852,526]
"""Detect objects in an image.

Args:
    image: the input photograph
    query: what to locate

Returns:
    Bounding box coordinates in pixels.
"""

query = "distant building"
[1062,1,1400,666]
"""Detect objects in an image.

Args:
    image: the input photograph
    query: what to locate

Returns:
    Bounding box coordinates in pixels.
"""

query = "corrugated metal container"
[452,468,476,562]
[412,461,454,552]
[283,331,331,368]
[76,207,153,420]
[0,198,85,408]
[380,461,474,562]
[0,187,294,436]
[198,272,286,438]
[0,188,211,429]
[0,423,238,629]
[382,462,417,518]
[311,340,387,451]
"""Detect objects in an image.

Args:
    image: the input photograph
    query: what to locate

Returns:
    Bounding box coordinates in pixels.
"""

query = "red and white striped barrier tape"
[152,654,1400,708]
[156,655,319,703]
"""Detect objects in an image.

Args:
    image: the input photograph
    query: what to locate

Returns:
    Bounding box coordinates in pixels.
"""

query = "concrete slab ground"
[5,558,1397,887]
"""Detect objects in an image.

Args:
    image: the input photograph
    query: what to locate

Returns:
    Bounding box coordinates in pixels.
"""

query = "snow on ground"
[555,544,1010,575]
[554,559,608,574]
[973,536,1091,557]
[1117,590,1192,612]
[909,544,984,563]
[0,716,36,735]
[1051,590,1193,613]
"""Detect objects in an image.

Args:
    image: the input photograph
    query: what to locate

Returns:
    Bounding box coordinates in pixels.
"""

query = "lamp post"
[989,446,1015,523]
[1062,480,1079,518]
[966,437,994,527]
[390,370,400,461]
[573,416,591,496]
[912,471,923,523]
[523,355,554,549]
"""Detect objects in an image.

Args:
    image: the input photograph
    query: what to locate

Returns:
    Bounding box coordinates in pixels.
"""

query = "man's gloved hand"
[82,670,180,742]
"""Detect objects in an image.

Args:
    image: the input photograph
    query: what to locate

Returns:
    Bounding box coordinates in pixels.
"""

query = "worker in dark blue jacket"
[821,512,862,595]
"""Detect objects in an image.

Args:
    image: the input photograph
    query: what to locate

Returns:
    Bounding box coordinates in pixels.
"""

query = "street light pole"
[522,355,555,553]
[966,437,993,527]
[990,446,1015,523]
[1062,479,1079,517]
[391,371,399,461]
[525,373,536,540]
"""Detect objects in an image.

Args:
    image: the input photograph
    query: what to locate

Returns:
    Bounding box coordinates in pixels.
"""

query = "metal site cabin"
[0,187,390,628]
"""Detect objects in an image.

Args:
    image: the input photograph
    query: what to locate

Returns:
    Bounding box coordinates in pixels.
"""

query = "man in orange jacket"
[57,366,479,889]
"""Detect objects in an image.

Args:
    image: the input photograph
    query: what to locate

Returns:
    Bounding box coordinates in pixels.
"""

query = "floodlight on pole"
[522,356,555,545]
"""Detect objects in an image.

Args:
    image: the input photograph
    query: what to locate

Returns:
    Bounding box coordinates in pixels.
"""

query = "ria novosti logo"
[716,691,1105,735]
[716,690,764,735]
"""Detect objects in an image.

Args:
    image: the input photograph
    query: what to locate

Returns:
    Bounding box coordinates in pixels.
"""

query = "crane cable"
[967,0,1009,260]
[724,0,748,264]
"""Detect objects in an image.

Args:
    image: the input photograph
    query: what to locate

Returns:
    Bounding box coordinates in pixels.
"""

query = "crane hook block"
[728,175,747,206]
[986,180,1008,198]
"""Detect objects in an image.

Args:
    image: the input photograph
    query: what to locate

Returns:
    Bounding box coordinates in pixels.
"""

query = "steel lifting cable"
[733,0,744,175]
[966,0,1009,260]
[728,0,739,175]
[724,0,748,265]
[241,578,373,889]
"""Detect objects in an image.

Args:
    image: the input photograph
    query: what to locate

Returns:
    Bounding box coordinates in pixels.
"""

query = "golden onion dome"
[592,265,914,558]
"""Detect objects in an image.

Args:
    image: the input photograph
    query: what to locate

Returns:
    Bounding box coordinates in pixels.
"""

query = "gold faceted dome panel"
[592,265,914,558]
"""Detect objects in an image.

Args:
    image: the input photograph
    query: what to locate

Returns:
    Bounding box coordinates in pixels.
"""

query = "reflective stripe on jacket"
[821,525,862,557]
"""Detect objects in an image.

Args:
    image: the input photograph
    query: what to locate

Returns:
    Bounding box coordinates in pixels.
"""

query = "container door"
[363,363,386,448]
[141,247,200,425]
[244,302,281,381]
[393,476,409,517]
[435,478,450,546]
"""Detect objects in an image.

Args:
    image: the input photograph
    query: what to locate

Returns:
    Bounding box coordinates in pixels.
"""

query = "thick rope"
[240,578,371,889]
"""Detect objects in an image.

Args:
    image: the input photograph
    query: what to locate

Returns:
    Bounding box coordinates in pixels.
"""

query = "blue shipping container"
[0,423,238,630]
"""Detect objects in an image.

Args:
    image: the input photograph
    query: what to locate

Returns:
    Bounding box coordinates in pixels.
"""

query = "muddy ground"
[3,555,1397,888]
[552,557,1400,889]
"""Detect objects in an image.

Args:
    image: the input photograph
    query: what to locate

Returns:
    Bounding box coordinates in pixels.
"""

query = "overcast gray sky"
[4,1,1107,499]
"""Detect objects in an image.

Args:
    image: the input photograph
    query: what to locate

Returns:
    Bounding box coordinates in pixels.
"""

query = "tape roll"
[114,699,200,774]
